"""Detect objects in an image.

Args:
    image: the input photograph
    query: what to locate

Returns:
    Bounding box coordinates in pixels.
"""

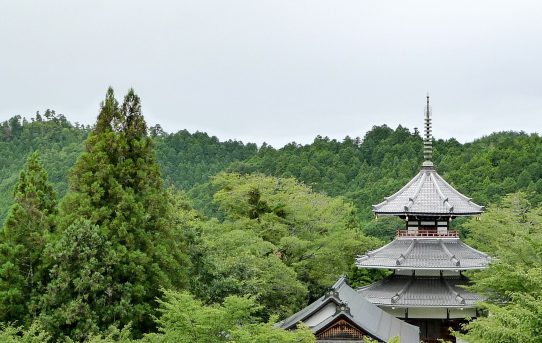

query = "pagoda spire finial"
[422,94,434,168]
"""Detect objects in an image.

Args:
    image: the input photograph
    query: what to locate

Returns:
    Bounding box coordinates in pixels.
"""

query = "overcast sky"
[1,1,541,147]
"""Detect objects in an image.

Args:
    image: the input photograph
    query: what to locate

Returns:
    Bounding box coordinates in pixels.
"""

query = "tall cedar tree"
[40,88,189,340]
[0,152,56,324]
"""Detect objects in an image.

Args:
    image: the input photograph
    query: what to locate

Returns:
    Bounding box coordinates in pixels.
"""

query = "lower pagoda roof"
[357,275,484,308]
[356,238,490,270]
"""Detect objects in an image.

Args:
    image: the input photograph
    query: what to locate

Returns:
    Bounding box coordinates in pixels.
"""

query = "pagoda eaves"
[372,168,484,217]
[356,237,490,270]
[358,275,483,309]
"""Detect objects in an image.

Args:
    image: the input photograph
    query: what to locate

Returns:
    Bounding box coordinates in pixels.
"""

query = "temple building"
[277,276,420,343]
[356,96,490,342]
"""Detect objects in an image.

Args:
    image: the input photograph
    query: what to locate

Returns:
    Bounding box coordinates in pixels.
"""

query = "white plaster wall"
[303,302,336,327]
[449,308,476,318]
[414,269,442,276]
[381,307,408,318]
[408,307,448,319]
[395,269,461,276]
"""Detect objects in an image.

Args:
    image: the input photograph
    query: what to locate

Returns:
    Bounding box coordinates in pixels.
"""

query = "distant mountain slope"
[1,114,541,225]
[0,114,257,221]
[233,126,542,221]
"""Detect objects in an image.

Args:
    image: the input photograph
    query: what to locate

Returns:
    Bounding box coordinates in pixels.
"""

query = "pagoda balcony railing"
[396,229,459,238]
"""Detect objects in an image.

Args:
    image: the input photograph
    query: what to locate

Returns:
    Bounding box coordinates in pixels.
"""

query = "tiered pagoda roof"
[278,277,420,343]
[356,238,490,270]
[373,95,483,218]
[355,97,490,341]
[358,275,483,308]
[372,167,484,216]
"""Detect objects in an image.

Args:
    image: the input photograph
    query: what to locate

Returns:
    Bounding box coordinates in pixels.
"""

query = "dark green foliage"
[236,128,542,227]
[2,117,542,240]
[41,88,190,339]
[0,113,88,222]
[39,219,113,341]
[0,152,56,324]
[155,130,257,189]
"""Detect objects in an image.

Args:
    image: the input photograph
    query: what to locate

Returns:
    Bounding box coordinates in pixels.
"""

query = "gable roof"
[277,277,420,343]
[373,167,484,216]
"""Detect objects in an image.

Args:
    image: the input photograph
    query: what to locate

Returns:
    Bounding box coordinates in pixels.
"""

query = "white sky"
[1,0,541,147]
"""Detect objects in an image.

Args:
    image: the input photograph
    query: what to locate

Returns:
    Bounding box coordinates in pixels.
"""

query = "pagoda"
[356,96,490,342]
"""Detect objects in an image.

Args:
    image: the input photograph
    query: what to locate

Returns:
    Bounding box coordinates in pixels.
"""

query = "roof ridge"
[429,172,453,211]
[442,277,466,305]
[404,172,427,211]
[391,276,414,304]
[373,170,423,210]
[331,275,347,290]
[433,172,484,211]
[396,239,417,266]
[439,239,460,266]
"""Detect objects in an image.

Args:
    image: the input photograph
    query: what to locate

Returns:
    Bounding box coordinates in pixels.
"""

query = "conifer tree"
[0,152,56,324]
[40,88,189,340]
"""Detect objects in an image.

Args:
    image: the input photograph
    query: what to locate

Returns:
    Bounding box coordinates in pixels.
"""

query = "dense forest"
[0,90,541,342]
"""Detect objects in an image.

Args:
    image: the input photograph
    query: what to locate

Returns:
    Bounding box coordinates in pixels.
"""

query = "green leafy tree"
[457,193,542,342]
[197,173,380,309]
[0,322,51,343]
[0,152,56,324]
[142,290,315,343]
[40,88,189,339]
[193,223,308,318]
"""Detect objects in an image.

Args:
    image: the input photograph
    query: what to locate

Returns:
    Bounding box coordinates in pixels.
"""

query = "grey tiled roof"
[277,277,420,343]
[358,275,484,308]
[356,238,490,270]
[373,168,484,216]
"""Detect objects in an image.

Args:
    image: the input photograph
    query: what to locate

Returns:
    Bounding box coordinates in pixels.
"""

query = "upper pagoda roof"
[358,275,484,308]
[277,276,420,343]
[373,96,484,217]
[356,237,490,270]
[372,168,484,216]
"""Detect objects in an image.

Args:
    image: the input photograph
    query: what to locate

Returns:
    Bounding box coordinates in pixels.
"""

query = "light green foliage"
[464,193,542,300]
[464,192,542,254]
[142,290,315,343]
[0,152,57,324]
[0,322,51,343]
[459,294,542,343]
[458,193,542,342]
[193,223,308,318]
[196,173,380,314]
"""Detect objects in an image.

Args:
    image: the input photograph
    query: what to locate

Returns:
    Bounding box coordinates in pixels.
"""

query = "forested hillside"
[1,94,542,342]
[2,115,542,228]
